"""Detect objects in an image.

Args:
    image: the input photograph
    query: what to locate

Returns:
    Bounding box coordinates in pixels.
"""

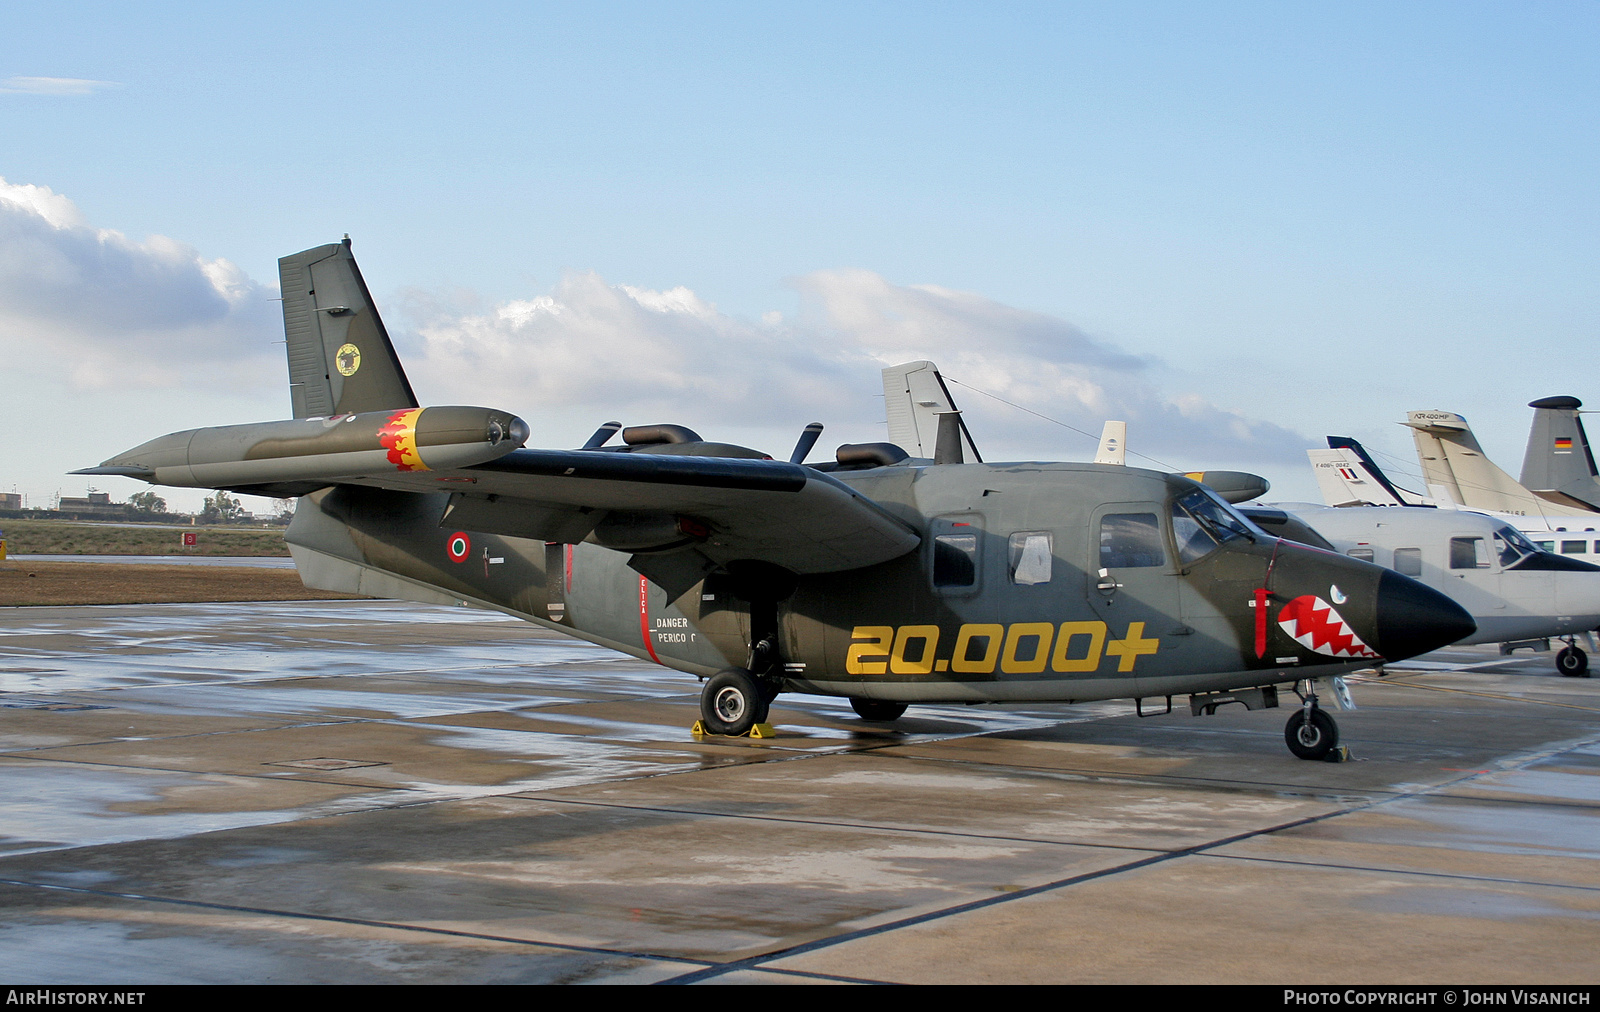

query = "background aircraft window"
[1562,540,1588,555]
[1450,537,1490,569]
[1535,541,1555,552]
[1008,532,1053,585]
[1393,548,1422,576]
[1347,548,1375,563]
[1101,513,1164,568]
[934,534,978,586]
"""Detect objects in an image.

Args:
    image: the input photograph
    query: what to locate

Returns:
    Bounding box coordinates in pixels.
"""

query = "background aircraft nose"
[1373,570,1476,661]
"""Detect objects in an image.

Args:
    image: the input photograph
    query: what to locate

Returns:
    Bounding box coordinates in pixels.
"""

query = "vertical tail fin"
[1316,436,1426,506]
[280,239,418,418]
[1519,396,1600,510]
[881,361,982,461]
[1401,410,1559,514]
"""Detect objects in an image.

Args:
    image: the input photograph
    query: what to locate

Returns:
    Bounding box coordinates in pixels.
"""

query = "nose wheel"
[1557,642,1590,677]
[1284,681,1344,761]
[1285,706,1339,760]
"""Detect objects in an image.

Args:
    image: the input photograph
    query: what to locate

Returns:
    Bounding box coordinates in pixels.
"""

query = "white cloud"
[0,173,1308,482]
[0,177,279,388]
[403,267,1311,472]
[0,77,121,96]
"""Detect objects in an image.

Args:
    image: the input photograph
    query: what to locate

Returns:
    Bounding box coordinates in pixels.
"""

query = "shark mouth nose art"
[1277,595,1382,659]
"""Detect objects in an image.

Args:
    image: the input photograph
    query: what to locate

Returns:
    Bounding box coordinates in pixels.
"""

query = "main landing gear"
[850,698,908,722]
[698,667,781,737]
[1284,681,1344,762]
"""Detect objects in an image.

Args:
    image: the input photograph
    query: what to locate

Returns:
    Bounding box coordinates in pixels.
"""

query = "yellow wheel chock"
[691,721,777,739]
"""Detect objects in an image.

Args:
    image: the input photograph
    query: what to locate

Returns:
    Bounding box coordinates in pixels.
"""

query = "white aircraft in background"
[1310,436,1600,566]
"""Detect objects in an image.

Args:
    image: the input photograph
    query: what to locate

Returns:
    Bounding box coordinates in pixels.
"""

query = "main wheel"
[1284,708,1338,760]
[1557,646,1589,677]
[700,668,767,736]
[850,697,908,722]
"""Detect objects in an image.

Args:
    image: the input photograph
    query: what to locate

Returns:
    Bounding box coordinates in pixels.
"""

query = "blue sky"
[3,2,1597,511]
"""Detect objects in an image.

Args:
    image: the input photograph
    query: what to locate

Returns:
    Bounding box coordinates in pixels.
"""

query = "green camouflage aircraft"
[78,240,1475,759]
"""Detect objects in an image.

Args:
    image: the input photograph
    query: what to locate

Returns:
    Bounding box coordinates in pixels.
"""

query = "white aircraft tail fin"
[1426,485,1459,510]
[881,361,982,461]
[1308,449,1400,507]
[1310,437,1428,507]
[1519,396,1600,511]
[1404,409,1595,516]
[1094,421,1126,465]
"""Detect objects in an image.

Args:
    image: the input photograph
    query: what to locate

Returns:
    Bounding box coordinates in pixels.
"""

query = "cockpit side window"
[1100,513,1165,568]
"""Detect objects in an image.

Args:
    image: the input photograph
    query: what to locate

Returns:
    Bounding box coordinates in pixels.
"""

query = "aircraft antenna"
[943,377,1182,471]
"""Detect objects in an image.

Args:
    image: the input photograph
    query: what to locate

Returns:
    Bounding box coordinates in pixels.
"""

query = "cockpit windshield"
[1172,487,1261,564]
[1494,525,1541,567]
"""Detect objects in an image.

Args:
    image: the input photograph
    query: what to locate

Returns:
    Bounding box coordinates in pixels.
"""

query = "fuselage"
[286,460,1474,705]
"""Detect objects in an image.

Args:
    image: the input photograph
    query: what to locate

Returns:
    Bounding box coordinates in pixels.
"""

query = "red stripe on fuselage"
[638,575,662,664]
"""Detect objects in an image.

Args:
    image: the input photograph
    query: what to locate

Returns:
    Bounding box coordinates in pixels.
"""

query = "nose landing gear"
[1284,681,1348,761]
[1557,639,1590,677]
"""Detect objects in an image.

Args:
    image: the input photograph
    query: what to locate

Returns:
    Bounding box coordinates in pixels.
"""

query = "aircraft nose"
[1372,570,1476,662]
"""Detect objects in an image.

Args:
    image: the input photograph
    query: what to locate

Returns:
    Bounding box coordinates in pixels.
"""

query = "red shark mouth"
[1277,594,1380,659]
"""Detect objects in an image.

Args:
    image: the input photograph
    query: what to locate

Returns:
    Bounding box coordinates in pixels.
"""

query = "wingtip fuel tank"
[77,405,528,489]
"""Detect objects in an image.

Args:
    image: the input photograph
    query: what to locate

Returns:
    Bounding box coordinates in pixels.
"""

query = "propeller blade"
[582,421,623,449]
[790,422,824,464]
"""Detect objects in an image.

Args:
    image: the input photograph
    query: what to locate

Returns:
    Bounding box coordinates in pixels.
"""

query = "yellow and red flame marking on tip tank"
[377,408,428,472]
[1277,594,1380,659]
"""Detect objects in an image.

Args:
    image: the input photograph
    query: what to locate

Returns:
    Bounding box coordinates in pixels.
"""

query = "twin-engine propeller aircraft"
[77,240,1476,760]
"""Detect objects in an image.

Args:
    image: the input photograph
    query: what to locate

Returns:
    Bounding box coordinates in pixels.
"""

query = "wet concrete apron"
[2,600,1599,983]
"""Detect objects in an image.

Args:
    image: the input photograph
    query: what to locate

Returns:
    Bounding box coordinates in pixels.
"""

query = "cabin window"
[934,534,979,587]
[1347,548,1375,563]
[1393,548,1422,576]
[1535,541,1555,553]
[1450,537,1490,569]
[1008,532,1053,585]
[1562,540,1588,555]
[1100,513,1165,569]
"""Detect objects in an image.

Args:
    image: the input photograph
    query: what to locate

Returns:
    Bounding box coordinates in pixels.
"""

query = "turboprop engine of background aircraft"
[76,239,1477,761]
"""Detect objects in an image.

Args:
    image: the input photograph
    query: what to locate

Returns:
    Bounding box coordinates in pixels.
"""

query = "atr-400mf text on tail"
[78,240,1475,759]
